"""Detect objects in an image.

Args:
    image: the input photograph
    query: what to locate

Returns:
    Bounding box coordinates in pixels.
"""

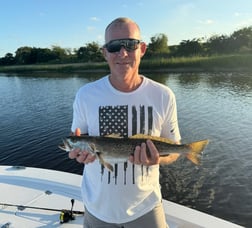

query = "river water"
[0,71,251,227]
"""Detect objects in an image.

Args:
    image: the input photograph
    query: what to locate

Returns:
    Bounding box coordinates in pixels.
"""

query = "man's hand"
[129,140,159,166]
[68,128,96,164]
[129,139,181,166]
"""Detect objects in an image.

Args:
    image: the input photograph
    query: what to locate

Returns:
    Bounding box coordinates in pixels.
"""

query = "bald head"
[105,17,141,43]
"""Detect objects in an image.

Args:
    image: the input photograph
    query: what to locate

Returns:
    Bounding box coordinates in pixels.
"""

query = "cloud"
[198,19,214,25]
[234,12,241,17]
[87,26,96,31]
[90,17,100,21]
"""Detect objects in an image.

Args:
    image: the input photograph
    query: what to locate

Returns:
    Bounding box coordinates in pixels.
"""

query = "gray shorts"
[83,202,168,228]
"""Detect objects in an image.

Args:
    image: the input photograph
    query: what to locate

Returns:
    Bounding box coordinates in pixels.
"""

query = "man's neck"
[109,74,143,92]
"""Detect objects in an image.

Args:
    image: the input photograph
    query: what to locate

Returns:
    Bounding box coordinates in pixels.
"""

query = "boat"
[0,165,243,228]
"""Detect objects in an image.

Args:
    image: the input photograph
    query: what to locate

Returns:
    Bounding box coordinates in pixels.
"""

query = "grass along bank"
[0,54,252,73]
[140,54,252,72]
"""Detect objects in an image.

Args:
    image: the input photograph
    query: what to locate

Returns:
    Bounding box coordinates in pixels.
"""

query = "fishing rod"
[0,201,84,214]
[0,199,84,223]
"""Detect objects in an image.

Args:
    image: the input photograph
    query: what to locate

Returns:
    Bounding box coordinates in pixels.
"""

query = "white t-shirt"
[71,75,181,223]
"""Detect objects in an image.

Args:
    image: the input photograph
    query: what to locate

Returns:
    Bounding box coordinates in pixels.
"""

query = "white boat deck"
[0,166,243,228]
[0,166,84,227]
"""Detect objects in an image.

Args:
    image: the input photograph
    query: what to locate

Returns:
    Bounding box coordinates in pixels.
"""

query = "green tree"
[0,53,15,65]
[206,26,252,54]
[36,48,58,63]
[230,26,252,53]
[15,46,33,64]
[176,38,204,56]
[51,45,68,61]
[15,46,60,64]
[147,33,169,57]
[206,35,233,54]
[77,42,104,62]
[76,46,89,61]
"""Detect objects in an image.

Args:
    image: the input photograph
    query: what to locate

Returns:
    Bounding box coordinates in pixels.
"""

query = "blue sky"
[1,0,252,57]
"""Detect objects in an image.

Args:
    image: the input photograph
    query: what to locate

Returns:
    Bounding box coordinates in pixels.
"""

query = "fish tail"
[186,139,209,165]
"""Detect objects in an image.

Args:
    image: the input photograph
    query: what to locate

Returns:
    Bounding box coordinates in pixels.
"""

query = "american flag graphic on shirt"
[99,105,128,137]
[99,105,153,184]
[99,105,153,137]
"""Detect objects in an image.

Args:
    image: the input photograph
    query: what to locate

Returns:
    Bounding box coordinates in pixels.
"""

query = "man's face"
[103,22,146,77]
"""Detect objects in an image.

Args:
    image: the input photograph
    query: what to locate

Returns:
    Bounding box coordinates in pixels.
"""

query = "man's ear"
[140,42,147,58]
[102,48,108,60]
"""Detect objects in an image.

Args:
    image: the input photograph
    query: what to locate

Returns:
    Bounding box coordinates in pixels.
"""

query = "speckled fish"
[59,134,209,172]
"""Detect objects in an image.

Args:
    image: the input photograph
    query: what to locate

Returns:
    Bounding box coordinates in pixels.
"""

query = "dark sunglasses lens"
[106,39,140,53]
[106,41,121,53]
[125,40,139,51]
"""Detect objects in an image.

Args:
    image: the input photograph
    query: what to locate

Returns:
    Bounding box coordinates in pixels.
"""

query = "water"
[0,71,251,227]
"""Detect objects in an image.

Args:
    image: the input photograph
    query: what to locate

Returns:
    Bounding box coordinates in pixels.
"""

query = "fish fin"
[130,134,175,144]
[186,139,209,165]
[96,152,114,172]
[58,139,71,152]
[58,144,66,151]
[104,133,122,138]
[90,143,96,152]
[159,153,181,165]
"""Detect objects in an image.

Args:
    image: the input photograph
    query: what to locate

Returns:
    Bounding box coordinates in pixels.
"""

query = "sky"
[1,0,252,57]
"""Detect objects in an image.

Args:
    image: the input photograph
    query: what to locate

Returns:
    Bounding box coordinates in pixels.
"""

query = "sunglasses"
[103,39,141,53]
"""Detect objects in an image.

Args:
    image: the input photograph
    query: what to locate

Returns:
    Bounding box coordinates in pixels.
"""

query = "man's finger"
[140,142,148,164]
[75,128,81,136]
[69,148,81,159]
[133,145,141,164]
[146,140,159,164]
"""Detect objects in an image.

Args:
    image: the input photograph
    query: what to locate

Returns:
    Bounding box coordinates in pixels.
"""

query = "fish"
[59,134,209,172]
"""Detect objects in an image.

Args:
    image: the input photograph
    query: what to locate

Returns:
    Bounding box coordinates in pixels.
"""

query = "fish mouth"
[58,139,72,152]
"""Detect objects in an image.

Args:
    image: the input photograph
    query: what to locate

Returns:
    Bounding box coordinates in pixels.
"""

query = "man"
[69,17,181,228]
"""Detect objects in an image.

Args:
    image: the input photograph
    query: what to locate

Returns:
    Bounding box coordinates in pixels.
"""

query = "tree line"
[0,26,251,66]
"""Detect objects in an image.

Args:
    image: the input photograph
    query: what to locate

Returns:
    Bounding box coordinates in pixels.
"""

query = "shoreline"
[1,66,251,74]
[0,64,252,74]
[1,54,252,74]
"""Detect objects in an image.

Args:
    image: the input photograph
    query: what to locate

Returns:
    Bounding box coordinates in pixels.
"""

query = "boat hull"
[0,166,243,228]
